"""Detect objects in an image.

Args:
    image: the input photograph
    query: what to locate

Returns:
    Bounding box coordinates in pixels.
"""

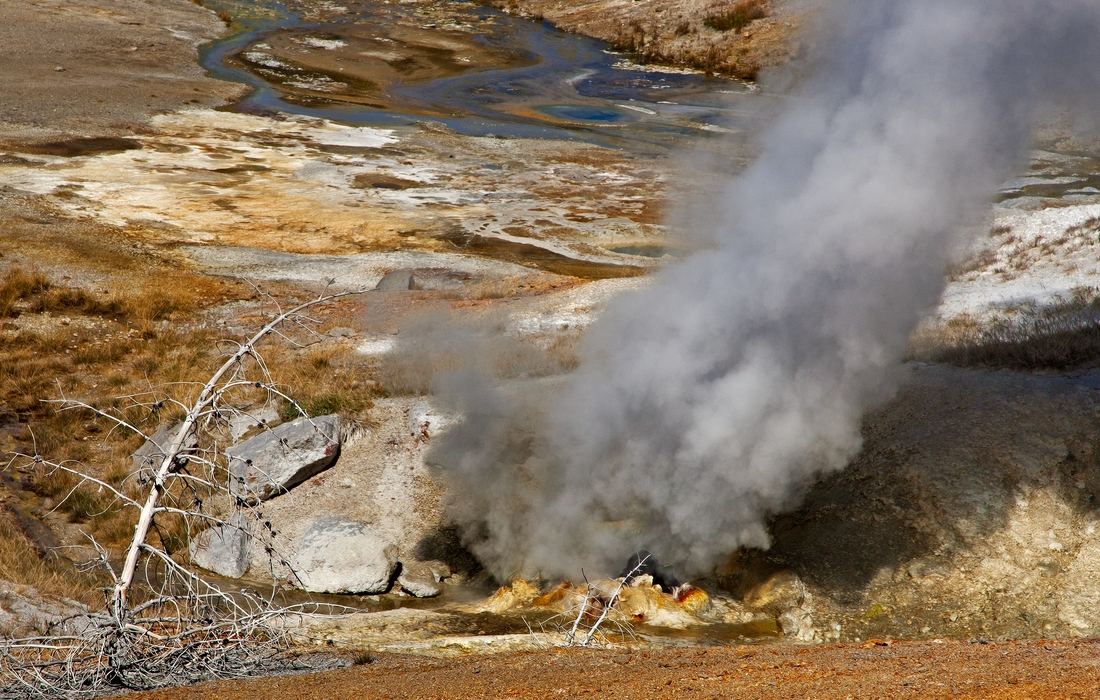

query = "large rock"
[227,414,341,503]
[190,513,252,578]
[292,516,397,594]
[131,422,197,476]
[375,269,415,291]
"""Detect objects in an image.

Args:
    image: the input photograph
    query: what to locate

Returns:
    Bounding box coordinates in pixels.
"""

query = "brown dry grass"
[263,342,376,420]
[0,511,99,605]
[909,289,1100,370]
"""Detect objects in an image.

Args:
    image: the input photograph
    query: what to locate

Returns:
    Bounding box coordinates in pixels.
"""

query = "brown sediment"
[441,232,647,280]
[0,0,243,142]
[228,21,540,117]
[8,137,143,158]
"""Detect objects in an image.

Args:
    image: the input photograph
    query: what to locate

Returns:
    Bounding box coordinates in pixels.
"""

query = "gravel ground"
[131,638,1100,699]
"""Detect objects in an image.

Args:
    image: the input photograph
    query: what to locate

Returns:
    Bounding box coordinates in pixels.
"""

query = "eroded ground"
[134,639,1100,700]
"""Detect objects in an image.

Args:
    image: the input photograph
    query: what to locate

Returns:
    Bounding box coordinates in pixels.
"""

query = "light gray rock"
[397,561,444,598]
[131,422,198,475]
[228,414,341,503]
[292,516,397,594]
[190,513,252,578]
[375,269,415,291]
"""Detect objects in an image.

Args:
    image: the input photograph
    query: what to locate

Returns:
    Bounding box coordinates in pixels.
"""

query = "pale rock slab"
[190,513,252,579]
[228,414,341,503]
[397,560,448,598]
[292,516,398,594]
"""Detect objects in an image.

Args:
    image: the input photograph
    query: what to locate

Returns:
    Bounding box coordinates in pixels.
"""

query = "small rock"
[292,516,397,594]
[190,513,252,578]
[408,405,450,441]
[327,326,357,338]
[778,607,817,641]
[744,570,805,615]
[54,66,65,72]
[375,269,415,291]
[397,561,442,597]
[131,422,198,476]
[228,414,341,503]
[425,560,452,581]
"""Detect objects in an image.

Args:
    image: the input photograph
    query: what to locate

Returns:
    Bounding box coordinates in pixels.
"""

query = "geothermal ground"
[3,0,1100,696]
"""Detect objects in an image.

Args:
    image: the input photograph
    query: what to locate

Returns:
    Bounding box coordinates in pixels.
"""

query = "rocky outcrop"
[717,364,1100,643]
[292,516,398,594]
[228,415,341,503]
[0,581,92,638]
[189,513,252,579]
[493,0,803,80]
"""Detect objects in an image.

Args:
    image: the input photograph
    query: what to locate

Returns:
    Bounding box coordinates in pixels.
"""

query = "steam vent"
[5,0,1100,696]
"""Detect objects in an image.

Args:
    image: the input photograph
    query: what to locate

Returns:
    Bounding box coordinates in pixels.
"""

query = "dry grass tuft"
[0,267,50,317]
[945,248,998,281]
[909,289,1100,369]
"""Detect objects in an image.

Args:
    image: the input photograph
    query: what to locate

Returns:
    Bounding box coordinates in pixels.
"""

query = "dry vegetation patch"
[909,289,1100,370]
[494,0,795,80]
[704,0,769,33]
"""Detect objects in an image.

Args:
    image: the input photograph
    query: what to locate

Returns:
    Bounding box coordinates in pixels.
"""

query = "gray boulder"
[397,560,448,598]
[292,516,397,594]
[190,513,252,579]
[227,414,341,503]
[131,422,197,476]
[374,269,415,291]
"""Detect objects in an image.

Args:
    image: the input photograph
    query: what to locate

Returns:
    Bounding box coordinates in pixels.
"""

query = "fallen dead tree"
[1,286,365,698]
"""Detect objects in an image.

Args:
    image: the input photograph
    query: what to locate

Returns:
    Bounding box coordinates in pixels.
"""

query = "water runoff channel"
[197,0,762,151]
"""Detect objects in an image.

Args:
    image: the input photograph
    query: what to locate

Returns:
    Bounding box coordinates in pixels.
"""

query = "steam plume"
[431,0,1100,579]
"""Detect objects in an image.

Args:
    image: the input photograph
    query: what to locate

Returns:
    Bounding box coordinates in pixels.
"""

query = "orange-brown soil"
[133,638,1100,699]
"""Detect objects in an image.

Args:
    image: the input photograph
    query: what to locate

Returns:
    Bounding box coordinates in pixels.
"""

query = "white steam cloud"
[430,0,1100,579]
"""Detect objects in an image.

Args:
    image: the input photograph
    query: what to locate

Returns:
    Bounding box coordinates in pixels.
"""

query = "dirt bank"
[132,638,1100,699]
[0,0,242,142]
[493,0,811,79]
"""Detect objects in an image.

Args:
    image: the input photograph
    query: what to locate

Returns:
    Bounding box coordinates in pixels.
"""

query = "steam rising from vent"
[430,0,1100,579]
